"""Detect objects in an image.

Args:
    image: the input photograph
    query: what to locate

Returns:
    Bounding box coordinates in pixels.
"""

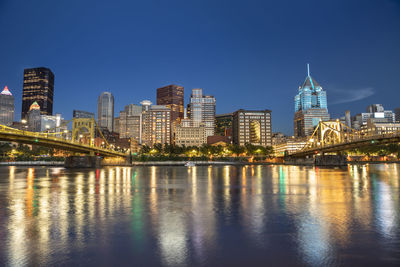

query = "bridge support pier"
[284,155,347,166]
[314,155,347,166]
[65,156,102,168]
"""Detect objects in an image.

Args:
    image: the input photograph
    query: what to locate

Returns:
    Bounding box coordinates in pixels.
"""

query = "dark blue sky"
[1,0,399,134]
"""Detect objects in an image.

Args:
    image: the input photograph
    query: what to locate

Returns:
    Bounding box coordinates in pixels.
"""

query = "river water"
[0,164,399,266]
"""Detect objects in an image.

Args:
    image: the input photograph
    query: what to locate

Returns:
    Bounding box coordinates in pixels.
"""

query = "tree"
[228,144,245,156]
[140,145,151,154]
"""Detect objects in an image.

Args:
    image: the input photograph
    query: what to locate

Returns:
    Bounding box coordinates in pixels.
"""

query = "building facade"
[294,65,330,137]
[215,113,233,136]
[273,138,307,157]
[73,110,95,119]
[97,92,114,132]
[141,105,171,146]
[156,85,184,123]
[361,121,400,135]
[187,88,216,137]
[22,67,54,120]
[0,86,14,126]
[27,102,42,132]
[175,123,206,147]
[232,109,272,146]
[395,107,400,123]
[352,104,396,129]
[118,104,142,141]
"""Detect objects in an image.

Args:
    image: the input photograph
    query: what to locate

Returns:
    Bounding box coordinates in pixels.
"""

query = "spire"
[29,101,40,111]
[307,63,310,77]
[1,85,12,96]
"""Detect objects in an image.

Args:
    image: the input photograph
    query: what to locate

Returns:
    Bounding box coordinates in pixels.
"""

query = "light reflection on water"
[0,164,399,266]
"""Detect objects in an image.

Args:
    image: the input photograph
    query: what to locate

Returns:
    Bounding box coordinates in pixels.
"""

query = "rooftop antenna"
[307,63,310,77]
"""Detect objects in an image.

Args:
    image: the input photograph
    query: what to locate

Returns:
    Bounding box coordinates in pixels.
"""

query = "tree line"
[139,143,274,157]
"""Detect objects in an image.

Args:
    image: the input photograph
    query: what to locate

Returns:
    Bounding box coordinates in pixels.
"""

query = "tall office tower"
[0,86,14,126]
[156,85,184,123]
[294,64,330,137]
[345,110,351,128]
[22,67,54,120]
[187,88,216,137]
[97,92,114,132]
[141,104,171,146]
[119,104,142,140]
[232,109,272,146]
[28,102,41,132]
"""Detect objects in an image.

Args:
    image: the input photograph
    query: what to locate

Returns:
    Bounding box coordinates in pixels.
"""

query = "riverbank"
[0,161,65,166]
[1,160,399,167]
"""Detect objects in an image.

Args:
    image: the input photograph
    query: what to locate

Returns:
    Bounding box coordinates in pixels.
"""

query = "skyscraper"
[156,85,184,123]
[22,67,54,120]
[97,92,114,132]
[187,88,216,137]
[0,86,14,126]
[28,101,41,132]
[294,65,330,137]
[141,103,171,146]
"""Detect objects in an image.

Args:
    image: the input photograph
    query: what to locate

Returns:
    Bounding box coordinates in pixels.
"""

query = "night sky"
[1,0,399,134]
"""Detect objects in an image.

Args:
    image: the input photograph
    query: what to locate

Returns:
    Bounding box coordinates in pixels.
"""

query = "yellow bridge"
[290,121,400,157]
[0,120,128,158]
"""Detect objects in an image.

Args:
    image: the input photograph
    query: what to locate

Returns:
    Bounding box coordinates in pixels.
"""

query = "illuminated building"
[273,138,307,157]
[97,92,114,132]
[0,85,14,126]
[118,104,142,141]
[294,64,330,137]
[187,88,216,137]
[22,67,54,120]
[232,109,272,146]
[27,102,41,131]
[141,103,171,146]
[361,121,400,135]
[156,85,184,123]
[175,123,206,146]
[40,113,63,132]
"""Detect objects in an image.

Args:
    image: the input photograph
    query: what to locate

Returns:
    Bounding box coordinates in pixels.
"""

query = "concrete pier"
[65,156,102,168]
[284,155,348,166]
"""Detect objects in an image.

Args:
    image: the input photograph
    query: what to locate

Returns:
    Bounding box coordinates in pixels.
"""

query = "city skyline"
[1,0,400,134]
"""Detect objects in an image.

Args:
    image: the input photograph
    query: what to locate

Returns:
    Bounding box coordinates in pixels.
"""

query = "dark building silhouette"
[156,85,184,123]
[22,67,54,120]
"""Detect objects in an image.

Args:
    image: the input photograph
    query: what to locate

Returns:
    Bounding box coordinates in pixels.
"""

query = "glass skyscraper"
[97,92,114,132]
[187,88,216,137]
[0,86,14,126]
[294,65,330,137]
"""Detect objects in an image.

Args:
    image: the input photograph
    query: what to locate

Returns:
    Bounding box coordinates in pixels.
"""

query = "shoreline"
[1,160,399,167]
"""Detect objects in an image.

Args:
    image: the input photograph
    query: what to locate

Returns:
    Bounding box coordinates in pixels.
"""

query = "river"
[0,164,399,266]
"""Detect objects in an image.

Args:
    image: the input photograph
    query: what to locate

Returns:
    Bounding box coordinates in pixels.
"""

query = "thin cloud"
[330,88,375,105]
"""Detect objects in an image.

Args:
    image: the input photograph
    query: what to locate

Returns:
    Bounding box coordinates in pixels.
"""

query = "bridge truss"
[290,121,400,157]
[0,119,127,157]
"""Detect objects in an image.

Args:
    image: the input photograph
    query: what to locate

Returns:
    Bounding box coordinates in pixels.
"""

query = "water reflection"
[0,164,399,266]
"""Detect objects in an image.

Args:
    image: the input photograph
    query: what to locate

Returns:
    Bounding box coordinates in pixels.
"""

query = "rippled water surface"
[0,164,399,266]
